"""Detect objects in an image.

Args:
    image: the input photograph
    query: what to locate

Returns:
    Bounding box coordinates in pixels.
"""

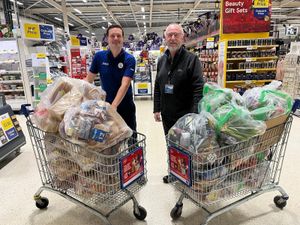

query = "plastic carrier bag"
[167,112,219,153]
[32,77,106,132]
[198,83,244,114]
[59,100,132,151]
[213,104,266,145]
[243,82,293,121]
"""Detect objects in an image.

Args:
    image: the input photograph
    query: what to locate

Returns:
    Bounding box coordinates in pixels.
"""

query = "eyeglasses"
[165,32,183,38]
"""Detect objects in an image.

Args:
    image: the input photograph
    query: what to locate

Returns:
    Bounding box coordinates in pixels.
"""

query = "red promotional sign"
[169,146,191,186]
[120,147,144,189]
[222,0,271,34]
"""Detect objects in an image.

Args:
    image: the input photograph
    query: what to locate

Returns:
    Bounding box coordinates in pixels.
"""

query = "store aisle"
[0,99,300,225]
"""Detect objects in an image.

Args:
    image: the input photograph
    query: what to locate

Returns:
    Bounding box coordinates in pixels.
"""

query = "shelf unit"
[218,38,278,89]
[133,62,152,99]
[0,39,30,110]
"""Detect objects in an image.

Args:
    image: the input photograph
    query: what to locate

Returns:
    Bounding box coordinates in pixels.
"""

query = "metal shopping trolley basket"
[166,115,293,225]
[21,105,147,225]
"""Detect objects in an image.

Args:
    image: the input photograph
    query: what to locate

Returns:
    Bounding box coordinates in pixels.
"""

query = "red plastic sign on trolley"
[168,146,192,186]
[222,0,271,34]
[120,147,145,189]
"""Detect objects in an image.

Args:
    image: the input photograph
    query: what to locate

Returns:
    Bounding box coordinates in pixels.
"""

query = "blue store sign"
[39,24,55,41]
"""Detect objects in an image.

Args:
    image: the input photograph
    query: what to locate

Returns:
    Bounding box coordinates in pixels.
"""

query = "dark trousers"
[161,115,178,136]
[117,101,137,132]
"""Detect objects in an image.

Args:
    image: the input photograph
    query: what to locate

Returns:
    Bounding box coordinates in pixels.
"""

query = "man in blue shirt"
[86,25,137,132]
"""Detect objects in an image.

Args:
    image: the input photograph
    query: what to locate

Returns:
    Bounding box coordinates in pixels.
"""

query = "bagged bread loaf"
[59,100,132,152]
[32,77,106,132]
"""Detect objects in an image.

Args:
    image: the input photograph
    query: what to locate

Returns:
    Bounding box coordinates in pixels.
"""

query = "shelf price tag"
[246,58,256,62]
[247,46,257,50]
[246,69,253,73]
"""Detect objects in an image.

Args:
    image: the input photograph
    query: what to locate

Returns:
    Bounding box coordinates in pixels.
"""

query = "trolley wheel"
[274,195,287,209]
[133,205,147,220]
[170,203,183,220]
[35,197,49,209]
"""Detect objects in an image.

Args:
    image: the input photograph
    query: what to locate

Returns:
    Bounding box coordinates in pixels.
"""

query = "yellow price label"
[1,117,14,130]
[207,37,214,42]
[253,0,269,7]
[138,83,148,89]
[71,35,80,46]
[36,53,46,59]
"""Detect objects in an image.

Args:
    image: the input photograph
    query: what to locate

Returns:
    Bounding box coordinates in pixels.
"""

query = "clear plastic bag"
[244,86,293,120]
[167,112,219,153]
[213,104,266,145]
[59,100,133,152]
[32,77,106,132]
[199,83,244,113]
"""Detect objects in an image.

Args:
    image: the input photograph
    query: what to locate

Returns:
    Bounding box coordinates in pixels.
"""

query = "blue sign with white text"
[39,24,54,40]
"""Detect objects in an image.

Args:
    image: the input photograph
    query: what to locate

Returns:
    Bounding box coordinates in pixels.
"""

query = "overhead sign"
[286,26,298,36]
[23,23,55,41]
[71,35,88,46]
[222,0,271,34]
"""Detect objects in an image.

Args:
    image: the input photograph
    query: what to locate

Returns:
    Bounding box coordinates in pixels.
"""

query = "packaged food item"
[32,77,106,132]
[213,104,266,145]
[167,112,219,153]
[198,83,244,114]
[59,100,132,151]
[243,82,293,121]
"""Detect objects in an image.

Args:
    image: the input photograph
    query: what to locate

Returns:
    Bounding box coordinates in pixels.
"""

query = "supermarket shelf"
[6,99,27,111]
[0,80,23,83]
[226,80,274,84]
[227,56,278,61]
[0,89,24,92]
[227,68,276,72]
[0,70,22,74]
[227,45,278,49]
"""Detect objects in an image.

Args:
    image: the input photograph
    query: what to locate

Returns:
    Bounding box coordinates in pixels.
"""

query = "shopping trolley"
[166,116,293,225]
[21,105,147,225]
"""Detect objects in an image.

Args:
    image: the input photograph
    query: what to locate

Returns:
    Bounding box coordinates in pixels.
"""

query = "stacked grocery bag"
[167,81,293,203]
[31,77,133,197]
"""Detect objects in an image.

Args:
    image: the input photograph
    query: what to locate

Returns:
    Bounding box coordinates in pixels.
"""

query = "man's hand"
[154,112,162,122]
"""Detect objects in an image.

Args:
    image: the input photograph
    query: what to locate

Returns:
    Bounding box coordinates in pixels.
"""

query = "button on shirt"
[89,49,136,104]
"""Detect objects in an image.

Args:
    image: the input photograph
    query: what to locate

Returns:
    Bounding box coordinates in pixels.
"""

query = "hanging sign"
[71,35,80,46]
[23,23,55,41]
[222,0,271,34]
[79,37,88,46]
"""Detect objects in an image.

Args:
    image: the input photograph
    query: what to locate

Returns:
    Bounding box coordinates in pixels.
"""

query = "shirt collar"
[107,48,125,61]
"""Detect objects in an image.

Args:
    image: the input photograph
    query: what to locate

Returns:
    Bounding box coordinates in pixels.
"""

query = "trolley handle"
[20,104,34,118]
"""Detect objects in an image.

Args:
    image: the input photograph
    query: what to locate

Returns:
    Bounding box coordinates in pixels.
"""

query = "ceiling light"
[102,26,106,30]
[82,0,87,2]
[143,22,146,25]
[57,28,63,31]
[143,15,145,19]
[272,7,281,10]
[74,8,82,14]
[10,0,23,6]
[54,17,62,21]
[141,7,145,12]
[102,16,106,21]
[68,23,74,26]
[91,32,95,35]
[144,25,146,28]
[108,22,112,25]
[85,30,90,33]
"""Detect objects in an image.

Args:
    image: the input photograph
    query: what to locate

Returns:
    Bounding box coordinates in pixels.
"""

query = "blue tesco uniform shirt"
[89,49,137,131]
[89,49,136,105]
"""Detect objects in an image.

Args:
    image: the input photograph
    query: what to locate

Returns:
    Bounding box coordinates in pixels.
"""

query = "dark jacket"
[153,46,204,118]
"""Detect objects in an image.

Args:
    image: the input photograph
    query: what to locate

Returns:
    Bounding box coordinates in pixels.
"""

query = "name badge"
[164,84,174,94]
